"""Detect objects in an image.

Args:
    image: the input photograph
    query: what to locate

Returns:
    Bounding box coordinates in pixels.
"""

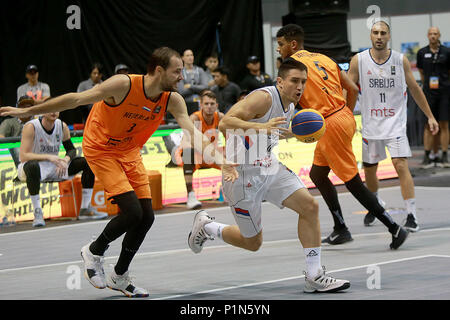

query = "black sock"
[89,232,111,256]
[310,165,347,230]
[115,247,138,275]
[345,174,398,234]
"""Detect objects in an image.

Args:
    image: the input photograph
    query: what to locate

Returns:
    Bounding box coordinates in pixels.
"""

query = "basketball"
[291,109,326,143]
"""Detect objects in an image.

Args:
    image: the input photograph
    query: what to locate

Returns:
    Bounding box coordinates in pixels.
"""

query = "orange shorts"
[85,154,151,200]
[313,107,358,182]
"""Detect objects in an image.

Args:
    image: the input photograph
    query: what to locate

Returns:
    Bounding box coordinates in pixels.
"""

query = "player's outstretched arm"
[0,75,130,118]
[403,55,439,135]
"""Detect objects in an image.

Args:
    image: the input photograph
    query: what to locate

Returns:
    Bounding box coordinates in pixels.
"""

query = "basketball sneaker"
[107,269,149,298]
[187,191,202,210]
[390,225,409,250]
[421,154,434,169]
[79,205,108,220]
[403,213,419,232]
[304,267,350,293]
[322,228,353,245]
[32,208,45,227]
[80,243,107,289]
[188,210,214,253]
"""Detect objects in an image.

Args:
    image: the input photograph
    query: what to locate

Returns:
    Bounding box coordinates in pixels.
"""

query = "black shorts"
[424,89,449,122]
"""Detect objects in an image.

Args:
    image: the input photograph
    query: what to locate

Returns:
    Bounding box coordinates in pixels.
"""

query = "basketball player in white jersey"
[188,58,350,293]
[348,21,438,232]
[18,111,108,227]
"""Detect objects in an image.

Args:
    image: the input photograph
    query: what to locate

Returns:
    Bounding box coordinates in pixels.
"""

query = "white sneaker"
[188,210,214,254]
[187,191,202,210]
[32,208,45,227]
[107,269,149,298]
[304,267,350,293]
[80,243,107,289]
[79,205,108,220]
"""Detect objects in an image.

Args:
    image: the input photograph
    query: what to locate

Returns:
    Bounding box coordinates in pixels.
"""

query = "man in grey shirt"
[177,49,209,105]
[211,66,241,113]
[17,65,51,103]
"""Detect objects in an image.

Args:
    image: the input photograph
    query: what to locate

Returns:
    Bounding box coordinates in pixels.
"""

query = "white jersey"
[358,49,408,139]
[225,86,295,167]
[29,118,63,155]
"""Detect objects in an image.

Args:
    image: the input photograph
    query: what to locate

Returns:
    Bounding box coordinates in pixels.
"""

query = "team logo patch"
[363,138,369,145]
[234,208,250,217]
[142,106,151,112]
[391,66,396,75]
[367,70,372,75]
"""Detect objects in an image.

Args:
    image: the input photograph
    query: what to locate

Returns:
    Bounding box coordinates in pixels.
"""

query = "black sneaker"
[421,155,434,169]
[322,228,353,245]
[390,226,409,250]
[364,212,376,226]
[403,213,419,232]
[438,152,449,168]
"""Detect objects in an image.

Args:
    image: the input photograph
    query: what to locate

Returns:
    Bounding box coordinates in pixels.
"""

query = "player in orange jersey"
[276,24,409,250]
[175,90,224,209]
[0,47,236,298]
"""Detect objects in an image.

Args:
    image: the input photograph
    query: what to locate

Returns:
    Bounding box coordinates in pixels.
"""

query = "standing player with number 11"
[276,24,409,249]
[347,21,438,232]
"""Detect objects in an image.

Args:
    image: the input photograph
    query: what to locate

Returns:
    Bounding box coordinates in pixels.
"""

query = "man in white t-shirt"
[348,21,438,232]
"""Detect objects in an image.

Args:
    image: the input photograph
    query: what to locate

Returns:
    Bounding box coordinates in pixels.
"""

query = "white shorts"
[362,136,412,164]
[222,162,305,238]
[17,161,69,182]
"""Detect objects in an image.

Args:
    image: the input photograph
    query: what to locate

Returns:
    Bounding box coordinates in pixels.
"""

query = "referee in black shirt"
[417,27,450,167]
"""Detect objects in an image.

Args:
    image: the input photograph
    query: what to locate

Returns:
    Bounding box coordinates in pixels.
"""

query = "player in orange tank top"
[276,24,409,250]
[176,90,224,209]
[0,47,237,297]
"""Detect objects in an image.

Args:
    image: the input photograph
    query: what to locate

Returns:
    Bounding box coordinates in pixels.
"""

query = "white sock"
[30,194,41,212]
[304,247,322,278]
[81,188,93,209]
[405,198,417,220]
[204,221,227,239]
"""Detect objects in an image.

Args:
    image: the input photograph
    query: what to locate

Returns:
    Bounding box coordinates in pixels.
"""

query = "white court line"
[1,226,449,274]
[151,254,448,300]
[0,185,446,238]
[0,186,405,238]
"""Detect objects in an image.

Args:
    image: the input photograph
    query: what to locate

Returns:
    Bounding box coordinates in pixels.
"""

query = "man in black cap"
[239,55,273,92]
[17,65,51,103]
[115,64,129,74]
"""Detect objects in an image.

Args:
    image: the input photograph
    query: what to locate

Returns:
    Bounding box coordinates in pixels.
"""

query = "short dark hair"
[200,90,217,101]
[212,66,230,78]
[277,57,307,78]
[91,62,104,74]
[147,47,181,74]
[276,24,305,46]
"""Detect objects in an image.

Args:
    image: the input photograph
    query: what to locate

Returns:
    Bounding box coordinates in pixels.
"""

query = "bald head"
[427,27,441,46]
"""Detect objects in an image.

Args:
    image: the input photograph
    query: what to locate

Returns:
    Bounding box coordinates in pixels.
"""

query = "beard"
[161,78,179,92]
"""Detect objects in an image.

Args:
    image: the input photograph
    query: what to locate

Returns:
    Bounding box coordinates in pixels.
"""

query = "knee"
[303,197,319,218]
[245,235,263,252]
[309,165,329,185]
[139,199,155,231]
[23,160,40,176]
[392,158,408,172]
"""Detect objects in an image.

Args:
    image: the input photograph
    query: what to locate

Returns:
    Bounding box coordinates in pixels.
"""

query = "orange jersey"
[82,74,171,159]
[193,110,219,143]
[291,50,346,117]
